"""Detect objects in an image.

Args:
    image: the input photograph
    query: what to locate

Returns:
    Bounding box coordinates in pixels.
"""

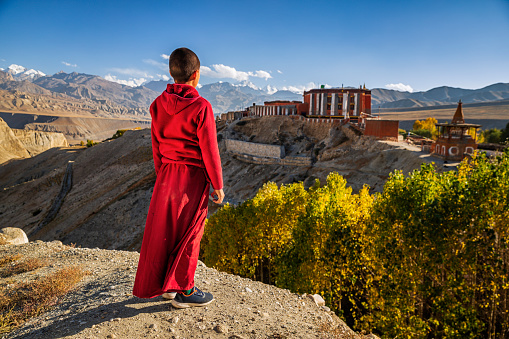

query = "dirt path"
[30,161,74,238]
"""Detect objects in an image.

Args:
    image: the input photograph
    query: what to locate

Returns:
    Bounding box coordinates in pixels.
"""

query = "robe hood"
[162,84,201,115]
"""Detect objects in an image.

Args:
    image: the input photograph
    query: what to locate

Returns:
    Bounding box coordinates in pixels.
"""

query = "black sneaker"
[170,287,214,308]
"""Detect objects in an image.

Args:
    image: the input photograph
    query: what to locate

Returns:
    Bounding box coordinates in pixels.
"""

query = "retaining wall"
[225,139,312,166]
[232,153,312,167]
[225,139,285,159]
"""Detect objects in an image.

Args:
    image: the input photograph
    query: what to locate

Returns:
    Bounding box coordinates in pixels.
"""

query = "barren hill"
[33,72,158,109]
[379,100,509,130]
[0,117,68,164]
[0,116,439,251]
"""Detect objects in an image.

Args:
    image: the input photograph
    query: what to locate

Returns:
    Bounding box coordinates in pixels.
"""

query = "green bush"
[86,139,97,147]
[202,181,307,284]
[370,152,509,338]
[480,128,503,144]
[277,174,377,330]
[112,129,127,139]
[203,151,509,338]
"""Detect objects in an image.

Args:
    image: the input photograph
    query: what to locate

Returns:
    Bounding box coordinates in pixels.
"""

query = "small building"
[364,119,400,140]
[248,101,308,117]
[220,110,247,122]
[432,100,480,161]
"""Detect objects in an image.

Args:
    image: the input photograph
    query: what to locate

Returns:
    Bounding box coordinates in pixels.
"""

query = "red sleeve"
[197,101,223,190]
[150,103,162,175]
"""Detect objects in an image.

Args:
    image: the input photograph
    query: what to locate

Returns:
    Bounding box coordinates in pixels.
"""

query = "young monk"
[133,47,224,308]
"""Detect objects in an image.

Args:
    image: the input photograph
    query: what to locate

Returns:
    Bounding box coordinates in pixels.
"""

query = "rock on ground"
[0,227,28,245]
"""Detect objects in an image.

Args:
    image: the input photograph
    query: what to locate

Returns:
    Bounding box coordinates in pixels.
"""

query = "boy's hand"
[211,189,225,204]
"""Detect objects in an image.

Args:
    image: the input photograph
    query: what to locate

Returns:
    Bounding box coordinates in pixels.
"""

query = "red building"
[432,101,480,161]
[248,86,372,119]
[303,86,371,117]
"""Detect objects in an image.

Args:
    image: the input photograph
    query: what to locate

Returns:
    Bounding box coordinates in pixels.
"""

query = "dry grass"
[0,255,22,268]
[0,258,47,278]
[0,265,88,334]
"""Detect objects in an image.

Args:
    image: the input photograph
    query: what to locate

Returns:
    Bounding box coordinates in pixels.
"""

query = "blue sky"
[0,0,508,93]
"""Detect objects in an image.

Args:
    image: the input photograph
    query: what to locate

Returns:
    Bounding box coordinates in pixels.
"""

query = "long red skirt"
[133,162,209,298]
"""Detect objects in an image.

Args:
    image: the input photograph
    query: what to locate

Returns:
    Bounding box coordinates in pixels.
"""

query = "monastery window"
[327,95,331,110]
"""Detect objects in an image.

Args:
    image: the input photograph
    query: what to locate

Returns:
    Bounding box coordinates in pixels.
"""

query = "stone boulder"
[0,227,29,245]
[307,293,326,306]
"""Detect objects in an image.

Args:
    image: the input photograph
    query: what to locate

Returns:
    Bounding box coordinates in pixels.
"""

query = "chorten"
[432,100,481,161]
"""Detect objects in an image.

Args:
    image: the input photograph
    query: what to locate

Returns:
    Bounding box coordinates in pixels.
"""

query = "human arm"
[150,103,163,174]
[196,101,223,191]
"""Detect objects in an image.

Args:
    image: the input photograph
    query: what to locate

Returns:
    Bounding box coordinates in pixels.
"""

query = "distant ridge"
[1,68,508,113]
[371,83,509,109]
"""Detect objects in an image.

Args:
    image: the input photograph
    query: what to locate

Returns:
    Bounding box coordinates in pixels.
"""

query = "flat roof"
[304,88,371,95]
[436,123,481,128]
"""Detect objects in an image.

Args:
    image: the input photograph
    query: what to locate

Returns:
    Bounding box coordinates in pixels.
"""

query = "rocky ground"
[2,241,366,339]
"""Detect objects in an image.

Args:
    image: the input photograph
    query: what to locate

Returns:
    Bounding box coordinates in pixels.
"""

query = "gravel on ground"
[2,241,363,339]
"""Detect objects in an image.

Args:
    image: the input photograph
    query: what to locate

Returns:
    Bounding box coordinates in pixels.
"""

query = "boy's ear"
[189,69,199,81]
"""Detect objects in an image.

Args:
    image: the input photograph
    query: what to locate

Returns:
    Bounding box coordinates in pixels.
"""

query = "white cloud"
[234,80,259,90]
[104,74,147,87]
[8,64,26,74]
[161,54,170,60]
[200,64,248,81]
[157,74,170,81]
[197,83,203,89]
[0,68,4,71]
[62,61,77,67]
[252,70,271,80]
[143,59,167,71]
[280,82,319,94]
[200,64,272,82]
[385,83,414,92]
[277,70,283,74]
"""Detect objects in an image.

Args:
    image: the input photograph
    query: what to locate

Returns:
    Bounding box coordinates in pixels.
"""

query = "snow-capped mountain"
[7,64,46,81]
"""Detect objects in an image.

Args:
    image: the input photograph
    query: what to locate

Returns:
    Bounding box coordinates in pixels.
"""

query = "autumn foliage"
[202,150,509,338]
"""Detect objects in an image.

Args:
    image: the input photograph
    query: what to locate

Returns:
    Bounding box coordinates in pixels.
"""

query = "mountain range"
[371,83,509,109]
[1,64,509,115]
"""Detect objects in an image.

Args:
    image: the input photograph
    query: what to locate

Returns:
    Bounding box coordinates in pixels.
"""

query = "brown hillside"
[0,116,441,252]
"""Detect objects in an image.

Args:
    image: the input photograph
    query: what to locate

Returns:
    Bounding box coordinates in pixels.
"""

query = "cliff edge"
[2,241,367,339]
[0,117,68,164]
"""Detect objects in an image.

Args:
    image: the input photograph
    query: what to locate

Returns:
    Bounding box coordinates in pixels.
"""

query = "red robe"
[133,84,223,298]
